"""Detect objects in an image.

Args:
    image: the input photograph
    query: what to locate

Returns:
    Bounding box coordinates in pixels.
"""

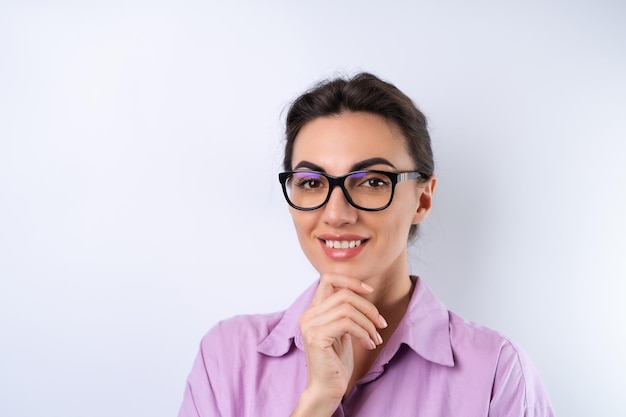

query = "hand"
[291,274,388,417]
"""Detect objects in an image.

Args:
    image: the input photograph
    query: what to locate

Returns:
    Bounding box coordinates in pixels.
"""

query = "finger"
[303,299,384,347]
[306,315,379,351]
[311,273,374,306]
[306,287,388,330]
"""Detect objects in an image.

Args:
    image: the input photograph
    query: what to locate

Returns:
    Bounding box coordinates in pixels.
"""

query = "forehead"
[292,112,413,173]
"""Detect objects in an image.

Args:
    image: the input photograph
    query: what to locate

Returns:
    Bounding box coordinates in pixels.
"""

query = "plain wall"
[1,1,625,416]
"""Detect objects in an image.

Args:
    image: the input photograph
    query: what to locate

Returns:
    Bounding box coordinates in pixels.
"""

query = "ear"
[411,176,436,225]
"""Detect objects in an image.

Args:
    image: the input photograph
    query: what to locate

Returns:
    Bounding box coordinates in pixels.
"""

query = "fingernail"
[379,315,388,328]
[376,332,383,345]
[369,338,377,350]
[361,282,374,292]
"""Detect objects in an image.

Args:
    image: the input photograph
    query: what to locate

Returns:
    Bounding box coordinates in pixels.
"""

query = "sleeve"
[177,341,224,417]
[488,341,556,417]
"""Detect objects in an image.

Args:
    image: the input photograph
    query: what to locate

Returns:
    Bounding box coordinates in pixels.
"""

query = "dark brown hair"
[283,72,434,242]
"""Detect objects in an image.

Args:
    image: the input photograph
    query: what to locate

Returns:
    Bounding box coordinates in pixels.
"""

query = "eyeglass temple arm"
[398,172,423,182]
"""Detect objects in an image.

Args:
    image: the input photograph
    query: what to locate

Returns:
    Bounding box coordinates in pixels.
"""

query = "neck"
[374,276,415,326]
[360,251,414,309]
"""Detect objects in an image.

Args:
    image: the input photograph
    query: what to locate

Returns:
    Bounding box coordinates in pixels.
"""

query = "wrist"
[290,388,341,417]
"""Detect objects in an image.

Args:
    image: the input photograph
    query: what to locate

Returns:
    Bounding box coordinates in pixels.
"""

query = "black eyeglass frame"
[278,169,424,212]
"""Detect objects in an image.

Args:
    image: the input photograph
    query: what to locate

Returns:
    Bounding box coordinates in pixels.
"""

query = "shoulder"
[448,311,517,350]
[448,310,538,379]
[179,311,292,417]
[193,281,317,365]
[185,310,289,385]
[448,311,554,416]
[199,310,286,354]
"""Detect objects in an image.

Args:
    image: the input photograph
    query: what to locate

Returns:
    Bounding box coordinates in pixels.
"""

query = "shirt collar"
[394,276,454,367]
[257,276,454,368]
[256,280,317,357]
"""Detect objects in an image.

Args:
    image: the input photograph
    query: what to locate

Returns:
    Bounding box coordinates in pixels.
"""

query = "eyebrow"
[293,157,397,172]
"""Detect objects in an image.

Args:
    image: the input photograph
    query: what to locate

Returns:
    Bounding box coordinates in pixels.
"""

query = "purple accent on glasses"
[349,172,367,178]
[294,172,321,179]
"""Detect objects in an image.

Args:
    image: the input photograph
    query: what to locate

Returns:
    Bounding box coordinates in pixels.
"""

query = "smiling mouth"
[323,239,363,249]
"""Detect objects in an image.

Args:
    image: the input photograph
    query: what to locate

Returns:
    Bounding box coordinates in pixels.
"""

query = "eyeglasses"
[278,170,423,211]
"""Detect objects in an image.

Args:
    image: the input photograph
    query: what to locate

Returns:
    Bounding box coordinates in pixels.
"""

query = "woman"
[178,73,555,416]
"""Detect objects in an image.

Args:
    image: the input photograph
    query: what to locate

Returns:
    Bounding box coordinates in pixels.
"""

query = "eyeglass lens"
[285,171,393,210]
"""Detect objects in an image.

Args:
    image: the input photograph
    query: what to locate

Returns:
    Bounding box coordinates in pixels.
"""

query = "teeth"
[325,240,362,249]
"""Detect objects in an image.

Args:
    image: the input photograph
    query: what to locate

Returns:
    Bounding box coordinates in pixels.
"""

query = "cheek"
[381,201,418,240]
[381,216,410,243]
[290,212,315,242]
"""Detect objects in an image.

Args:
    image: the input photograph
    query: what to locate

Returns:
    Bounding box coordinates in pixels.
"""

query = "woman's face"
[288,112,435,285]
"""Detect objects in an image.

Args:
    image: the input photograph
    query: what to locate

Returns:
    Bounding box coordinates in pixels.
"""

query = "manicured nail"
[376,332,383,345]
[361,282,374,292]
[369,338,377,350]
[379,315,388,328]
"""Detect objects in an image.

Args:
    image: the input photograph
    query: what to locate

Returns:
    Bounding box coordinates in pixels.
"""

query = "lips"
[318,235,368,260]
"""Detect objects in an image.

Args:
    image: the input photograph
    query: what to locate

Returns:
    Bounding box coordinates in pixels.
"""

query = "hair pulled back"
[283,72,434,242]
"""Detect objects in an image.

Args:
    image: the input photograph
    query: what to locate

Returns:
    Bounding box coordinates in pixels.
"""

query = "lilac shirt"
[178,277,555,416]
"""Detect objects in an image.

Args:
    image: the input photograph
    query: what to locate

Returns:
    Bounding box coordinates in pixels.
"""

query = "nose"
[321,185,357,226]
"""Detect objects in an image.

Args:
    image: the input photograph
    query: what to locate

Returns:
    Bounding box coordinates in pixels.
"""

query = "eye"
[292,172,325,190]
[298,179,322,189]
[365,177,387,188]
[359,172,391,189]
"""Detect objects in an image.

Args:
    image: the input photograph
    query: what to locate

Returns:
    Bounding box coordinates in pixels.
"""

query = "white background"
[1,1,625,416]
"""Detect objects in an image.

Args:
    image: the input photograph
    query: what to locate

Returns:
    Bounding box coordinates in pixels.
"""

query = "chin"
[317,262,370,280]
